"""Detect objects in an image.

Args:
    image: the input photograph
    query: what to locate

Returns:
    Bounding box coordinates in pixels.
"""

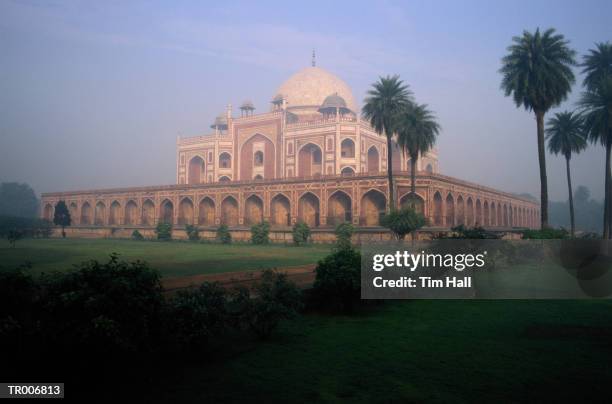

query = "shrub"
[380,207,427,240]
[313,247,361,312]
[185,224,200,241]
[7,229,23,247]
[155,223,172,241]
[522,228,569,239]
[216,225,231,244]
[334,222,354,250]
[292,222,311,245]
[436,225,500,239]
[39,254,164,355]
[251,221,270,245]
[131,230,144,241]
[166,282,228,351]
[230,270,302,339]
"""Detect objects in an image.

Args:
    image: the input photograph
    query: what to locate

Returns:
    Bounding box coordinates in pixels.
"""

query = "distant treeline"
[549,186,603,234]
[0,216,53,238]
[0,182,39,218]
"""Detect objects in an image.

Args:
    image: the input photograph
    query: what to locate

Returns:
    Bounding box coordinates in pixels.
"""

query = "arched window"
[341,167,355,176]
[254,174,263,180]
[341,139,355,158]
[219,152,231,169]
[254,151,264,167]
[219,176,231,182]
[426,164,433,173]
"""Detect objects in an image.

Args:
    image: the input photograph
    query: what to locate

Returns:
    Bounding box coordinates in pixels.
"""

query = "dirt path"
[161,264,317,293]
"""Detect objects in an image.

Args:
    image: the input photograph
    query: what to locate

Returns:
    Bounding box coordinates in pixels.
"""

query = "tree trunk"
[387,135,395,211]
[604,137,611,239]
[410,157,417,196]
[565,156,575,237]
[535,111,549,229]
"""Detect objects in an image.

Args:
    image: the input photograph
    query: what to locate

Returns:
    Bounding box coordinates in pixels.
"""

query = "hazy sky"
[1,0,610,201]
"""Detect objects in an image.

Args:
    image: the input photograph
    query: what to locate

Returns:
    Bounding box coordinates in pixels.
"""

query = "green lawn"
[154,299,612,403]
[0,238,332,277]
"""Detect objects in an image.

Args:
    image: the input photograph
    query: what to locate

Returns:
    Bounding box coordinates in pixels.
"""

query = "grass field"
[0,238,332,277]
[154,299,612,403]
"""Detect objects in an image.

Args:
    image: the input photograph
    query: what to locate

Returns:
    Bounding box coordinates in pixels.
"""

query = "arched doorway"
[219,176,231,182]
[400,193,425,215]
[367,147,379,174]
[360,189,386,226]
[219,152,231,169]
[198,197,215,226]
[340,139,355,158]
[298,192,320,227]
[188,156,205,185]
[328,191,352,225]
[240,134,275,180]
[80,202,92,225]
[433,192,443,226]
[160,199,174,224]
[270,194,290,226]
[94,202,106,226]
[456,196,465,225]
[445,194,454,227]
[340,167,355,176]
[142,199,155,226]
[497,203,503,227]
[124,200,138,225]
[109,201,121,225]
[221,196,238,226]
[298,144,323,177]
[491,203,497,226]
[43,204,53,221]
[475,200,482,226]
[69,202,78,224]
[245,195,264,225]
[466,198,474,227]
[483,201,490,226]
[178,198,194,225]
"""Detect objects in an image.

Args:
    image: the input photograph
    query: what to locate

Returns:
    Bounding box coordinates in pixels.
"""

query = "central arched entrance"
[328,191,352,226]
[298,192,320,227]
[360,189,386,226]
[298,144,322,177]
[188,156,205,185]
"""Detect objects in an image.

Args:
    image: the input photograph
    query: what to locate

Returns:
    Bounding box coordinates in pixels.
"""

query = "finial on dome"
[312,49,316,67]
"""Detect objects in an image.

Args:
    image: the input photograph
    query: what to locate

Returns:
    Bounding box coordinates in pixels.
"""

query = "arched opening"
[160,199,174,224]
[80,202,92,225]
[253,151,264,167]
[270,194,290,227]
[124,200,138,225]
[491,203,497,226]
[426,164,433,173]
[69,202,78,224]
[221,196,238,226]
[141,199,155,226]
[219,152,231,169]
[483,201,490,226]
[198,197,215,226]
[298,143,323,177]
[360,189,386,226]
[328,191,352,225]
[367,147,379,174]
[400,193,425,215]
[503,205,508,227]
[178,198,194,225]
[109,201,121,225]
[43,204,53,221]
[456,196,465,225]
[475,200,482,226]
[497,203,503,227]
[433,192,443,226]
[188,156,205,185]
[466,198,474,227]
[245,195,264,225]
[445,194,455,227]
[218,176,231,182]
[94,201,106,226]
[340,139,355,158]
[298,192,320,227]
[254,174,263,180]
[340,167,355,176]
[510,206,515,227]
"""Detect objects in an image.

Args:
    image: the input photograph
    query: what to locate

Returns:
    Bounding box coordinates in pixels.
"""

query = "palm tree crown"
[362,75,412,136]
[581,42,612,91]
[396,103,440,162]
[579,77,612,145]
[500,28,576,112]
[545,111,587,159]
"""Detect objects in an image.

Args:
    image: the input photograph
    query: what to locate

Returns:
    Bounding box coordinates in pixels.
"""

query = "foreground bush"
[251,221,270,245]
[230,270,302,339]
[522,228,569,239]
[155,222,172,240]
[313,247,361,312]
[185,224,200,241]
[292,222,311,245]
[131,229,144,240]
[437,225,500,239]
[334,222,354,250]
[216,224,232,244]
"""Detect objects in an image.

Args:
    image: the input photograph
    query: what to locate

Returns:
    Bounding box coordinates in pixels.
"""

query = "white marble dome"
[275,66,356,112]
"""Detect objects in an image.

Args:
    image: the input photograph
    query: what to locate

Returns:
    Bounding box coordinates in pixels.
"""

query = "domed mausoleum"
[41,63,539,241]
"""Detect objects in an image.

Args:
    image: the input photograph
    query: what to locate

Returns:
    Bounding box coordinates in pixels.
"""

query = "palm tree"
[545,111,587,236]
[579,78,612,238]
[396,103,441,204]
[579,42,612,238]
[500,28,577,229]
[362,75,412,210]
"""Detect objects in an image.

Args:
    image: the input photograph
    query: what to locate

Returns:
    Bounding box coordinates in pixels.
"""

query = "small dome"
[240,100,255,110]
[318,93,352,114]
[271,94,284,104]
[210,113,228,129]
